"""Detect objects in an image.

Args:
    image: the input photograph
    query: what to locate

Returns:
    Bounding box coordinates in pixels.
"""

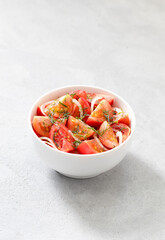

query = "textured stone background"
[0,0,165,239]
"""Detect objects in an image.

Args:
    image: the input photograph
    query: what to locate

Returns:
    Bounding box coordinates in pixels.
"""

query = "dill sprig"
[70,93,76,98]
[59,101,67,108]
[87,126,100,135]
[103,110,113,123]
[73,140,81,149]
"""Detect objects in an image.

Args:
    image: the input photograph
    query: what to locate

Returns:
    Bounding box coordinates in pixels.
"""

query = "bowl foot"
[56,171,101,179]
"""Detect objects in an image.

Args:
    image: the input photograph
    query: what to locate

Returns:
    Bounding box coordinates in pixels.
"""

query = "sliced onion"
[40,100,55,115]
[93,135,109,151]
[116,131,123,145]
[112,128,118,132]
[40,137,57,148]
[72,99,83,119]
[68,130,81,142]
[113,107,122,114]
[91,96,103,112]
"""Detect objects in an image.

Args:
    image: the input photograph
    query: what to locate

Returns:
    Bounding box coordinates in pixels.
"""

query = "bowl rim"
[29,85,136,157]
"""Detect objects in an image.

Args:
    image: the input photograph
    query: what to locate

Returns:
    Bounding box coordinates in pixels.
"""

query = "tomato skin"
[32,116,53,137]
[117,115,130,126]
[77,139,104,154]
[70,149,79,154]
[86,93,96,104]
[115,114,130,126]
[49,124,75,152]
[37,101,55,116]
[67,116,95,140]
[37,106,45,116]
[33,127,41,137]
[99,121,118,149]
[78,97,91,122]
[45,94,73,119]
[111,123,131,142]
[94,95,114,108]
[71,103,80,118]
[112,107,130,126]
[86,93,114,106]
[86,99,113,127]
[70,90,87,100]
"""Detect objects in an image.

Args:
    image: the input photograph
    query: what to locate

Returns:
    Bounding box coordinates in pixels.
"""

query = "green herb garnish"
[59,101,67,108]
[73,140,81,149]
[103,110,113,123]
[88,126,99,135]
[53,133,59,148]
[70,93,76,97]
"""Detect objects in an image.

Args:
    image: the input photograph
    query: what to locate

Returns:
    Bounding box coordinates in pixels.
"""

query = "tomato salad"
[32,90,131,154]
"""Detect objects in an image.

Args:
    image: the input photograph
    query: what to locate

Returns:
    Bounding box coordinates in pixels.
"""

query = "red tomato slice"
[111,123,131,142]
[77,139,104,154]
[69,90,87,100]
[86,93,114,106]
[78,97,91,122]
[67,116,95,140]
[112,107,130,126]
[86,93,96,104]
[32,116,53,137]
[86,99,113,127]
[93,94,114,108]
[99,121,118,149]
[70,149,79,154]
[49,124,75,152]
[45,94,73,119]
[71,103,80,118]
[37,100,55,116]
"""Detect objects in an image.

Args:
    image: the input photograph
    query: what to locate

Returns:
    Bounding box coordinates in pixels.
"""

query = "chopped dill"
[103,110,113,123]
[70,93,76,97]
[59,101,67,108]
[87,126,99,135]
[53,133,59,148]
[73,140,81,149]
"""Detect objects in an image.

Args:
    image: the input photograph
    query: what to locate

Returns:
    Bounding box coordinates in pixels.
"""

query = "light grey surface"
[0,0,165,239]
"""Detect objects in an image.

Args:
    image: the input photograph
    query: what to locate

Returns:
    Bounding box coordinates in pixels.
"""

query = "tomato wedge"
[49,124,75,152]
[32,116,53,137]
[98,121,118,149]
[87,93,114,106]
[77,139,104,154]
[78,97,91,122]
[71,103,80,118]
[70,90,87,100]
[86,92,96,104]
[111,123,131,142]
[67,116,95,140]
[45,94,73,119]
[112,107,130,126]
[93,94,114,108]
[37,100,55,116]
[86,99,113,127]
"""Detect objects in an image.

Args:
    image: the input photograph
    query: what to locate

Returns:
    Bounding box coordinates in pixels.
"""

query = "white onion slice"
[91,96,103,112]
[40,100,55,115]
[116,131,123,145]
[68,130,81,142]
[40,137,57,148]
[93,135,109,151]
[113,107,122,114]
[112,128,118,132]
[45,142,55,147]
[40,103,47,115]
[72,99,83,119]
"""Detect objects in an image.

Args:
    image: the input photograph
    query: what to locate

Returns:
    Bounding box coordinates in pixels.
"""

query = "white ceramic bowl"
[29,85,136,179]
